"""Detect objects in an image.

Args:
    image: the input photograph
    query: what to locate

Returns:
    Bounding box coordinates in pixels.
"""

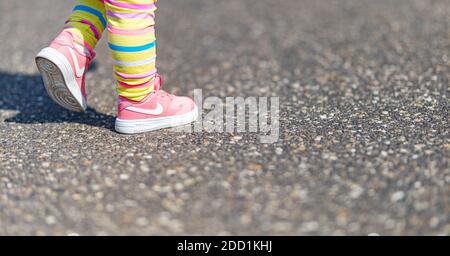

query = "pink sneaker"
[35,31,94,112]
[115,75,198,134]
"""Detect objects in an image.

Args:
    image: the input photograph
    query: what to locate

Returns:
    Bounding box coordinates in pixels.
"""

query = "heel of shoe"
[35,48,87,112]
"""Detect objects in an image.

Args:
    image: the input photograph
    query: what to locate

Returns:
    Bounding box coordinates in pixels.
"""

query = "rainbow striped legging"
[64,0,158,101]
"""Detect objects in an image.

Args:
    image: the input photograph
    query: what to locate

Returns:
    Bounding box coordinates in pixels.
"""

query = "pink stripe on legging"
[107,25,154,35]
[117,77,156,89]
[65,19,100,40]
[79,20,101,40]
[116,68,157,79]
[105,0,156,10]
[106,10,154,19]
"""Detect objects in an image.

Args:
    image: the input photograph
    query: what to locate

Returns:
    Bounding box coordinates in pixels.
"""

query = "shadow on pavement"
[0,69,115,130]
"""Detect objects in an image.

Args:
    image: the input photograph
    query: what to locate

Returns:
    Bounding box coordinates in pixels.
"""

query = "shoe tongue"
[62,31,95,59]
[153,74,162,91]
[74,42,94,60]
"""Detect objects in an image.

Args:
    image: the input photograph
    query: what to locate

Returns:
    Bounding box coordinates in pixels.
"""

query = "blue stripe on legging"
[73,5,107,29]
[108,41,156,52]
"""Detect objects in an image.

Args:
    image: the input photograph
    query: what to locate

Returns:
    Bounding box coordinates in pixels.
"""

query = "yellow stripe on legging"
[116,84,155,101]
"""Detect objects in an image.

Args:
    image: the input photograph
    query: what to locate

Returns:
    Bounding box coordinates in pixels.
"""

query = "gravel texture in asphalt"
[0,0,449,235]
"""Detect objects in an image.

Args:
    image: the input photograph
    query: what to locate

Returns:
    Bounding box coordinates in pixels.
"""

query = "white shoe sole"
[35,47,87,112]
[115,105,199,134]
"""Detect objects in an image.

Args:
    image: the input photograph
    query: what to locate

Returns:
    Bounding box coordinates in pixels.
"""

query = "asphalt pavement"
[0,0,449,235]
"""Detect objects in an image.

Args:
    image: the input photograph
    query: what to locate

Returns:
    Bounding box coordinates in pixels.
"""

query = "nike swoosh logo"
[68,47,85,78]
[126,103,164,115]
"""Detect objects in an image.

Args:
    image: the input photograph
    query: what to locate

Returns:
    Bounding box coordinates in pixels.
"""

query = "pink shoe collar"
[61,31,96,60]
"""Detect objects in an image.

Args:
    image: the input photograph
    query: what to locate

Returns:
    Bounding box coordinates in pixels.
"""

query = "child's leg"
[64,0,107,49]
[35,0,107,112]
[104,0,158,101]
[108,0,197,134]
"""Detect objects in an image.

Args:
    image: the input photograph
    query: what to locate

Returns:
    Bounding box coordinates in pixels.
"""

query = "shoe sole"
[35,47,87,112]
[115,105,199,134]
